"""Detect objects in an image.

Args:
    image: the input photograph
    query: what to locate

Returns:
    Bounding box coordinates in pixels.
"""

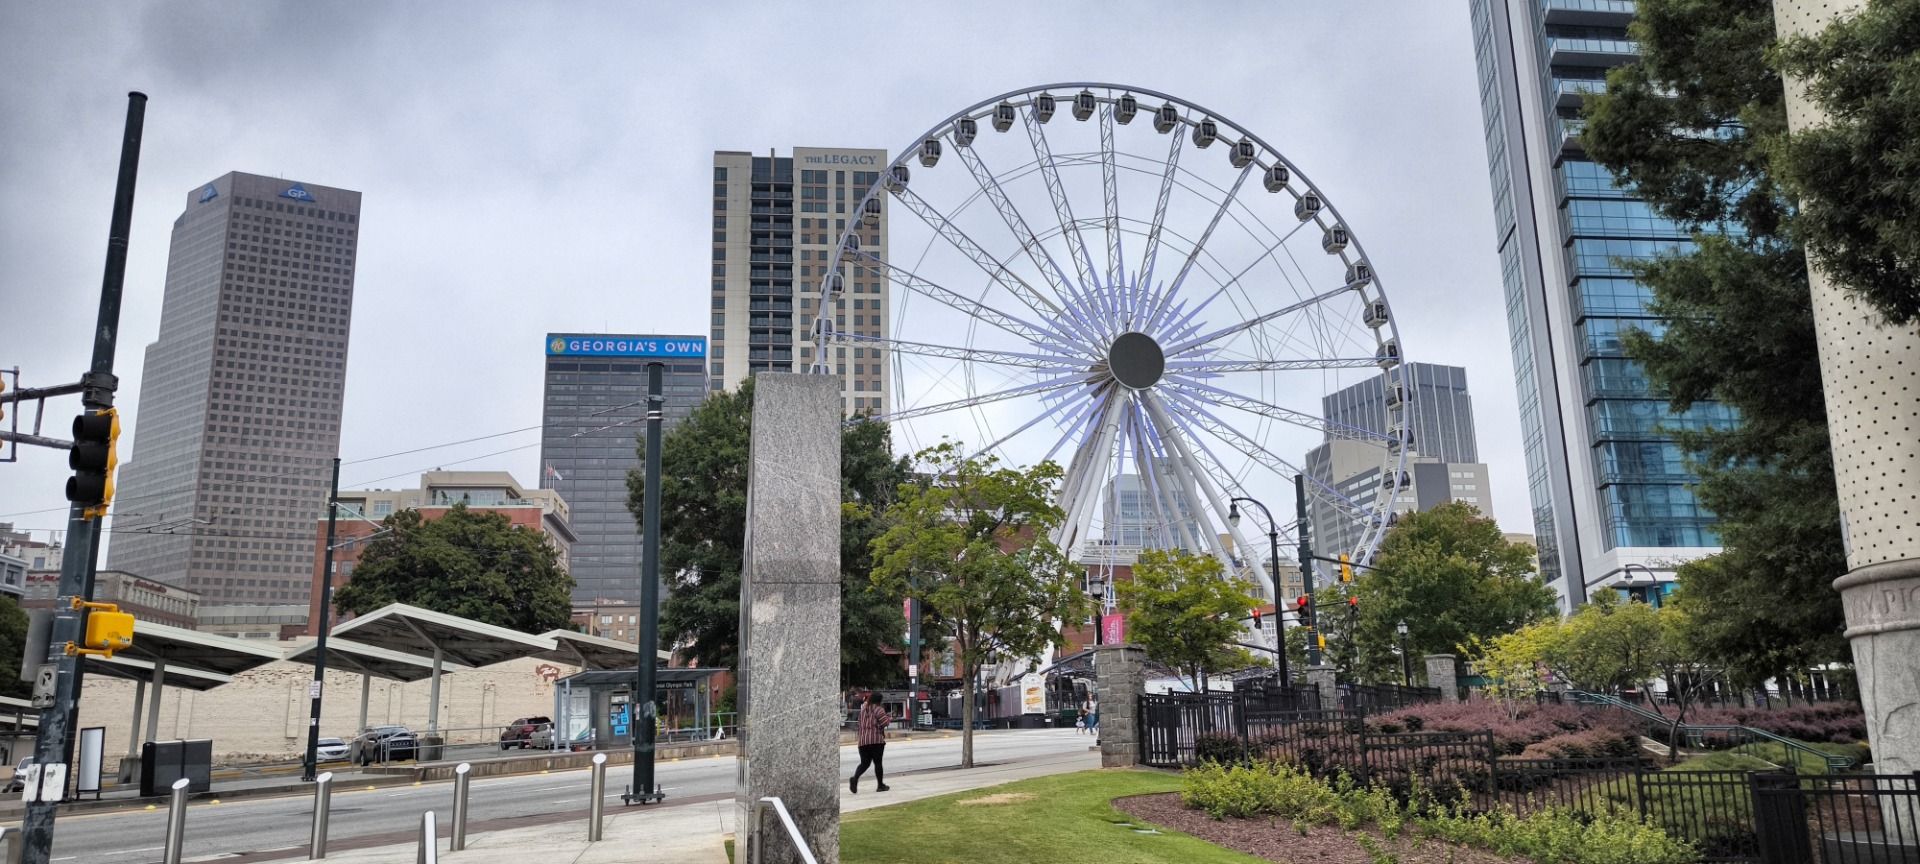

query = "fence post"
[1748,773,1809,864]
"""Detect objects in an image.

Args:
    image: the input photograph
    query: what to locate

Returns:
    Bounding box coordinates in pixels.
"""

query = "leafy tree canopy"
[869,441,1087,767]
[331,504,574,634]
[1118,548,1260,693]
[1346,502,1557,681]
[629,378,911,687]
[0,597,30,700]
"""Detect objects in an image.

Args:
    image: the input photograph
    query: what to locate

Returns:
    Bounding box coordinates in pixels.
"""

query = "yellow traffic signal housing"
[67,599,135,657]
[67,408,120,519]
[1339,553,1354,583]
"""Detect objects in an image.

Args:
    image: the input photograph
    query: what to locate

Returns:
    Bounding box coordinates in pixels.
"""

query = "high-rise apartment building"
[541,334,706,606]
[1325,363,1479,464]
[110,173,360,606]
[711,149,889,415]
[1467,0,1726,610]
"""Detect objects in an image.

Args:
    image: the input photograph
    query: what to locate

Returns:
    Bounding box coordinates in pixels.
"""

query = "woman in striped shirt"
[849,691,891,793]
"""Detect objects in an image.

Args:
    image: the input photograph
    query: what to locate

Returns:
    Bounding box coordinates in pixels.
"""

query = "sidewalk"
[235,748,1104,864]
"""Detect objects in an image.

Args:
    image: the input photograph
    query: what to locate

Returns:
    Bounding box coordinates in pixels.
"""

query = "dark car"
[353,725,417,764]
[498,716,553,750]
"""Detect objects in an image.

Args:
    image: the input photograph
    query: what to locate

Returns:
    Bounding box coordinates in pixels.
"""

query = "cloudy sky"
[0,1,1531,548]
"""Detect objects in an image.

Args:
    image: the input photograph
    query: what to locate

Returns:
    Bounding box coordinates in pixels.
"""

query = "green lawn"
[839,769,1263,864]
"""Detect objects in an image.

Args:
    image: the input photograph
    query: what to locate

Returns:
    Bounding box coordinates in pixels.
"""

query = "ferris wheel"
[813,83,1411,598]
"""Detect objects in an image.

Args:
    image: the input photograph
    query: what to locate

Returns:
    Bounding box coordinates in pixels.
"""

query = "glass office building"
[1324,363,1479,464]
[541,334,707,606]
[1467,0,1727,610]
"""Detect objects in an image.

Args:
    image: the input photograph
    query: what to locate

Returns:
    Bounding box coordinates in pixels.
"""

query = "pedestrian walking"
[1088,700,1100,737]
[1076,701,1090,735]
[850,691,891,793]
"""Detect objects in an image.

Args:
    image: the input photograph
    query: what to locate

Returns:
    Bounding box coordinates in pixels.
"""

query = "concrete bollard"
[588,752,608,841]
[309,771,334,859]
[162,778,190,864]
[450,763,472,851]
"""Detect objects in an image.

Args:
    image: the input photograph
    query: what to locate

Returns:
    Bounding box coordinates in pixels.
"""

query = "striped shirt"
[857,703,891,746]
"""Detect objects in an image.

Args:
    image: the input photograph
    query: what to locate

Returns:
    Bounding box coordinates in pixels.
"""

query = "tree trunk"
[960,657,975,769]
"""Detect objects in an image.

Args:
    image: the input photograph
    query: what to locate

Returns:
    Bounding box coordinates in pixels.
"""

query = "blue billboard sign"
[546,334,707,358]
[280,183,316,203]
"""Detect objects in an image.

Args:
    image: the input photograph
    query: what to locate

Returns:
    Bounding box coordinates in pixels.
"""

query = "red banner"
[1101,613,1126,645]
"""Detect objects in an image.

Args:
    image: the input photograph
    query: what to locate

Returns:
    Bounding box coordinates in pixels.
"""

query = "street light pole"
[1396,620,1411,687]
[302,457,341,782]
[625,362,665,805]
[1228,496,1288,684]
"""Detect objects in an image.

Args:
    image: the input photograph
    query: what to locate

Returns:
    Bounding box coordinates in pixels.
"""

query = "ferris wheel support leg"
[1141,393,1268,605]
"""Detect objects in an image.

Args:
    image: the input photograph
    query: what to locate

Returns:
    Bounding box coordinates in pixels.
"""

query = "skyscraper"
[110,173,360,606]
[540,333,706,606]
[710,148,889,415]
[1324,363,1479,464]
[1467,0,1726,610]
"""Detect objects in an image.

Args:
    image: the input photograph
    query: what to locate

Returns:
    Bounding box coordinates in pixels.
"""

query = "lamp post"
[1087,572,1109,646]
[1227,496,1288,684]
[1619,562,1661,607]
[1396,620,1411,687]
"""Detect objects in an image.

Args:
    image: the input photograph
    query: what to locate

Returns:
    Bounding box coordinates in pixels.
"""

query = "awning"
[85,654,233,692]
[536,630,669,671]
[283,637,455,682]
[111,621,285,677]
[331,604,556,667]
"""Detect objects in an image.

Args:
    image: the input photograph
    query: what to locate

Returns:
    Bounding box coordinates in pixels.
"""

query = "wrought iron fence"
[1752,772,1920,864]
[1340,683,1442,713]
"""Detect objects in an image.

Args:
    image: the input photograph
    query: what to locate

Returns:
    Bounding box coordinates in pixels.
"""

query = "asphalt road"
[49,728,1095,863]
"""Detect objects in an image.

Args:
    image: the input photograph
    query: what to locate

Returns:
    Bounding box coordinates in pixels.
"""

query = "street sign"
[655,679,695,693]
[308,680,322,699]
[30,664,54,709]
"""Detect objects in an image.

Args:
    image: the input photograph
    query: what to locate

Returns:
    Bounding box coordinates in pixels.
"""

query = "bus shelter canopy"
[113,621,285,677]
[284,637,455,683]
[536,629,670,671]
[330,604,556,668]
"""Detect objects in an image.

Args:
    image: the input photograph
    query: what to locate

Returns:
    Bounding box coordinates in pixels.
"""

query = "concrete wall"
[75,648,578,767]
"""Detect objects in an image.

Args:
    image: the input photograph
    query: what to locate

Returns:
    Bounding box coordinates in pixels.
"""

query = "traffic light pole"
[302,457,341,782]
[21,91,146,864]
[624,362,665,805]
[1295,474,1322,668]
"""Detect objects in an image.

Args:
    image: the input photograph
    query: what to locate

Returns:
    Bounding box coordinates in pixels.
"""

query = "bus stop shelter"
[283,637,454,734]
[553,666,727,750]
[536,629,670,670]
[329,604,557,735]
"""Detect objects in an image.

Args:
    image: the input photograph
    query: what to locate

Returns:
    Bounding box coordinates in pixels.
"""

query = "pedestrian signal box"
[67,599,134,657]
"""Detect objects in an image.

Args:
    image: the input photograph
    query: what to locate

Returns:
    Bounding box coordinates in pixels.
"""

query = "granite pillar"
[1773,2,1920,835]
[1306,665,1339,712]
[1426,655,1460,703]
[736,374,843,864]
[1091,644,1146,767]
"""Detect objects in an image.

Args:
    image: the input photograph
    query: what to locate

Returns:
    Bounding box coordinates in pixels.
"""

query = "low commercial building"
[20,569,202,628]
[197,604,310,640]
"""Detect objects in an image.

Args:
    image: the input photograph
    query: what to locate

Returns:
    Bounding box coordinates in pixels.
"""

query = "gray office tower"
[541,334,707,606]
[1468,0,1725,610]
[110,173,360,605]
[1324,363,1478,464]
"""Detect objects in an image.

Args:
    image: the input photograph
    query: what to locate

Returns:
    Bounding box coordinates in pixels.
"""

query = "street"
[46,728,1093,863]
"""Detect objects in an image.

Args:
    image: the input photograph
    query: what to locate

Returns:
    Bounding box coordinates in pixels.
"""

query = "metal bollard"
[416,810,438,864]
[450,763,472,851]
[309,771,334,859]
[587,752,608,841]
[0,825,19,864]
[162,777,191,864]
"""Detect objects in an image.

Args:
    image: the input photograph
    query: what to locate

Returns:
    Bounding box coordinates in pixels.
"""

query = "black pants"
[852,742,885,785]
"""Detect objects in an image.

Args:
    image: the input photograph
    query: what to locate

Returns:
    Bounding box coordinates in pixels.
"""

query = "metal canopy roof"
[559,667,727,687]
[536,630,670,671]
[112,621,286,677]
[330,603,556,668]
[283,638,455,683]
[86,654,234,692]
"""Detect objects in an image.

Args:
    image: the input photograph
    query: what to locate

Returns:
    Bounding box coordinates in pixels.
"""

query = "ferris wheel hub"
[1107,331,1166,390]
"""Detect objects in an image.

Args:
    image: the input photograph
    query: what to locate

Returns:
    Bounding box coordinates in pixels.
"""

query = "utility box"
[139,739,212,797]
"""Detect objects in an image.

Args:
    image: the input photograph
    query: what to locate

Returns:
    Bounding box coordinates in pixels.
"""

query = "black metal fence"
[1141,693,1920,863]
[1340,682,1443,713]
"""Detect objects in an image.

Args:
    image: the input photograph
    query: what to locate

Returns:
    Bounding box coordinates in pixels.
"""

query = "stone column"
[1091,644,1146,767]
[736,375,843,864]
[1306,665,1339,712]
[1773,0,1920,789]
[1425,655,1460,703]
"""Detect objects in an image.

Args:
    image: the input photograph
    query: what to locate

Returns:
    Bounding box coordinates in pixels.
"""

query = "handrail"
[1570,691,1855,772]
[752,796,820,864]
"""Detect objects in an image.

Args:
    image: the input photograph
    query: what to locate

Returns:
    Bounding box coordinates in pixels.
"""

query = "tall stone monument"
[1775,1,1920,843]
[736,374,843,864]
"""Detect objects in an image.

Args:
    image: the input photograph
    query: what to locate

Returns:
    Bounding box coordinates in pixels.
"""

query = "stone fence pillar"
[1306,665,1339,712]
[1425,654,1460,703]
[1092,644,1146,767]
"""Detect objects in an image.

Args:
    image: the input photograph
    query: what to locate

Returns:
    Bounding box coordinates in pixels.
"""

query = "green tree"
[1117,549,1260,693]
[1582,0,1850,685]
[332,504,573,633]
[869,442,1087,768]
[1774,0,1920,326]
[0,597,31,700]
[1347,503,1557,682]
[629,379,910,687]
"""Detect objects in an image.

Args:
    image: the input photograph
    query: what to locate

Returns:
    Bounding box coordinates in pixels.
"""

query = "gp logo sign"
[280,183,316,203]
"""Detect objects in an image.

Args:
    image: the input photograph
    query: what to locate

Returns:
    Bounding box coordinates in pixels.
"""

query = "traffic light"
[67,599,134,658]
[1339,553,1354,583]
[67,408,119,519]
[1251,609,1263,629]
[1348,595,1359,608]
